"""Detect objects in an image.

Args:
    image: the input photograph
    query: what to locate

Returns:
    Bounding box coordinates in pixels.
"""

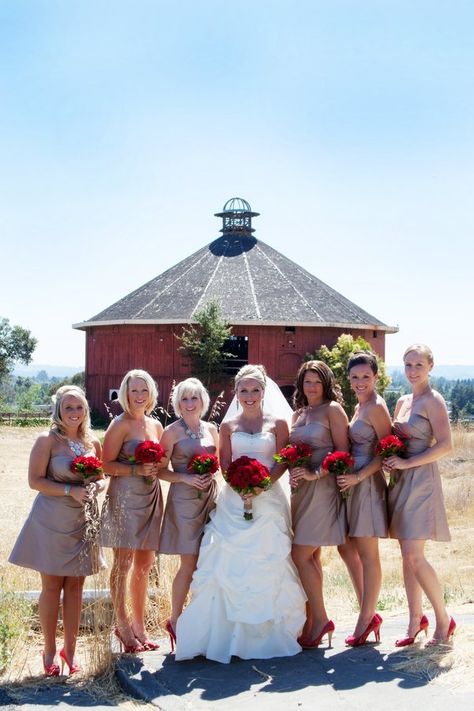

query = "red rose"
[225,456,271,520]
[134,440,165,464]
[375,435,405,458]
[70,455,103,479]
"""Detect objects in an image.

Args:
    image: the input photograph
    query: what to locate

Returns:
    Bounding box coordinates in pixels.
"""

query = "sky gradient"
[1,1,472,368]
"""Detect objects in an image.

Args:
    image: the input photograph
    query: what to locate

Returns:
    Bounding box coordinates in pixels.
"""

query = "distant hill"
[13,364,84,378]
[387,365,474,380]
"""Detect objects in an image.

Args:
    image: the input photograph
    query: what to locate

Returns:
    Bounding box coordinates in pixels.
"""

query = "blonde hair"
[51,385,93,448]
[234,364,267,392]
[172,378,210,418]
[403,344,434,366]
[118,369,158,416]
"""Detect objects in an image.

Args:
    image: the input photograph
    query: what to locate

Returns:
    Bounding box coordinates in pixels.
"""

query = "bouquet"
[375,434,406,488]
[224,456,271,520]
[322,450,355,499]
[70,456,104,543]
[70,455,103,480]
[274,442,313,494]
[129,440,165,484]
[187,453,219,498]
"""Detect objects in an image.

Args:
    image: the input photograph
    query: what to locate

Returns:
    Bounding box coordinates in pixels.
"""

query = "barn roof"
[74,199,396,333]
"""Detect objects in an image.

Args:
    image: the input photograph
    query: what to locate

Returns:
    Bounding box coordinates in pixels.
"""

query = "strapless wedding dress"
[175,431,306,663]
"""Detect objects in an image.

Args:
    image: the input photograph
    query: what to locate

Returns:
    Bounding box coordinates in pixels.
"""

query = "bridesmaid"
[9,385,106,676]
[385,344,455,646]
[158,378,219,649]
[289,361,363,648]
[337,352,391,646]
[101,369,163,652]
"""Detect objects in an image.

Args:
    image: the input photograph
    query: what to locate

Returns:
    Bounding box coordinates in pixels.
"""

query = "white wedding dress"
[175,431,306,664]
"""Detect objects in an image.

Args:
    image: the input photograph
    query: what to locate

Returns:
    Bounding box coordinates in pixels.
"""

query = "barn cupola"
[214,197,260,235]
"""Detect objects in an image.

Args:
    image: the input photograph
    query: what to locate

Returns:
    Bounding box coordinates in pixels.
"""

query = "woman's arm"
[270,418,290,484]
[28,433,88,504]
[329,402,350,451]
[219,420,233,473]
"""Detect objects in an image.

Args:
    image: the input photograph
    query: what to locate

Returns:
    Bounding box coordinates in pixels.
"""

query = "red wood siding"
[84,324,386,417]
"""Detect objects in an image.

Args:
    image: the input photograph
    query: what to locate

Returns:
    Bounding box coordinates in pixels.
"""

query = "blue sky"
[1,1,473,368]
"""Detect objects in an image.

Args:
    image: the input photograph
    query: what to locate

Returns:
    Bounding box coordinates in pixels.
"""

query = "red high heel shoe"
[131,627,160,651]
[165,620,177,652]
[42,651,60,677]
[426,617,456,647]
[395,614,429,647]
[114,627,145,654]
[59,648,80,675]
[300,620,335,649]
[345,614,382,647]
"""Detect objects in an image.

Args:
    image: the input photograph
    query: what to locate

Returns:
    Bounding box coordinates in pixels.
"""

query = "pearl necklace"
[68,439,88,457]
[180,418,204,440]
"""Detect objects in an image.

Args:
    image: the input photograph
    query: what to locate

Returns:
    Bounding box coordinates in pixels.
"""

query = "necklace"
[180,418,204,440]
[68,439,88,457]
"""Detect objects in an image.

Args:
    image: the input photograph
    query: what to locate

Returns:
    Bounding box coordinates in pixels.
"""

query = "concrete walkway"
[115,611,474,711]
[1,611,472,711]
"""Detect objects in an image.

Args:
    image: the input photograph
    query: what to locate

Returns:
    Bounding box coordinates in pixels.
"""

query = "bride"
[175,364,306,663]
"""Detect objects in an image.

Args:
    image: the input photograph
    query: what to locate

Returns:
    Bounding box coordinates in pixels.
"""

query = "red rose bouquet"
[225,456,271,520]
[375,434,406,487]
[129,440,165,484]
[70,455,104,543]
[187,453,219,498]
[70,455,103,480]
[322,450,355,499]
[274,442,313,494]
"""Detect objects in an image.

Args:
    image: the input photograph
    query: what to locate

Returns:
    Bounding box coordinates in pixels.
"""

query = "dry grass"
[1,423,473,693]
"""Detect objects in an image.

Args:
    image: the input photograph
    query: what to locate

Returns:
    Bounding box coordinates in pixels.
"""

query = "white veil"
[222,376,293,501]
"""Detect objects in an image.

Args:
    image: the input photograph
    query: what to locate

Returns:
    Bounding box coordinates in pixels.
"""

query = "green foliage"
[0,588,33,672]
[0,317,37,384]
[308,333,391,417]
[178,301,234,391]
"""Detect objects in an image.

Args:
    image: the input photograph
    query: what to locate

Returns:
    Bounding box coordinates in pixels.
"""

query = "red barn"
[74,198,397,417]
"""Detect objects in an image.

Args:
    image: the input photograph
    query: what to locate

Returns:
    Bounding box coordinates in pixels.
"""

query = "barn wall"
[84,323,387,418]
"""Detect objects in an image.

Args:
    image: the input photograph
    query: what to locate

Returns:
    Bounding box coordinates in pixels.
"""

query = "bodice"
[118,439,143,462]
[289,419,334,468]
[171,436,217,474]
[230,431,276,469]
[349,418,377,462]
[394,413,434,455]
[47,453,88,484]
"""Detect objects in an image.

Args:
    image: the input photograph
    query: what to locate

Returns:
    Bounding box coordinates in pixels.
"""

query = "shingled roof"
[74,199,396,332]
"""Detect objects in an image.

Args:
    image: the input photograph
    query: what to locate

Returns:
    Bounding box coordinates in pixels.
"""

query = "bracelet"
[355,472,361,483]
[64,484,71,496]
[131,464,136,477]
[314,469,321,481]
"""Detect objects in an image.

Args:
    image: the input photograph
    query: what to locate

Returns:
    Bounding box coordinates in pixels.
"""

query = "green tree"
[0,317,37,383]
[308,333,391,417]
[178,301,233,392]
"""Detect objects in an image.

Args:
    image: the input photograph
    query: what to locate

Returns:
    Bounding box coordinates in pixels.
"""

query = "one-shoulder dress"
[9,452,106,576]
[175,431,306,663]
[101,439,163,550]
[159,435,218,555]
[346,419,388,538]
[290,420,346,547]
[388,413,450,541]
